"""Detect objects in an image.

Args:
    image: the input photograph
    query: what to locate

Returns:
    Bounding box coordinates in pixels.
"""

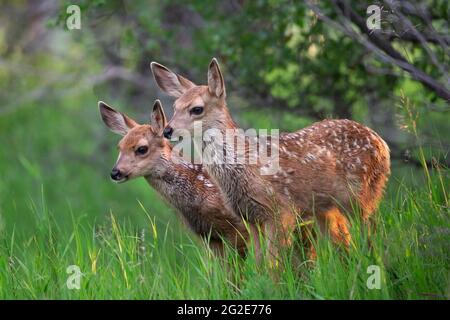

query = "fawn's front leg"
[248,223,263,263]
[264,211,296,270]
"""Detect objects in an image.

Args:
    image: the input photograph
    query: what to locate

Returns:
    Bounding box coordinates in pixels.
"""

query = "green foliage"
[0,0,449,299]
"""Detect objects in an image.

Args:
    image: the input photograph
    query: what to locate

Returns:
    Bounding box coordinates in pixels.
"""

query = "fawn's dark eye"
[190,106,204,115]
[135,146,148,155]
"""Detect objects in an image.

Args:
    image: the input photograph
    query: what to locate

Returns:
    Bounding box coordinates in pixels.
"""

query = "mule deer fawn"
[99,99,248,255]
[151,58,391,260]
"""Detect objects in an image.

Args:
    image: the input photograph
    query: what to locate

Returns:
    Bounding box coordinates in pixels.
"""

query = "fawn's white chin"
[112,177,128,184]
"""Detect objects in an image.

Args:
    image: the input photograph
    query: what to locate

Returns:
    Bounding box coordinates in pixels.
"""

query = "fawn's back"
[271,119,390,219]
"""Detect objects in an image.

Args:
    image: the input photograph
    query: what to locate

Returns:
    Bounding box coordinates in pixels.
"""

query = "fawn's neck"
[144,149,200,211]
[144,150,225,238]
[199,110,270,220]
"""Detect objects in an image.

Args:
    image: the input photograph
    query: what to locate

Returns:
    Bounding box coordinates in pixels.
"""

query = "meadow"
[0,0,449,300]
[0,94,448,299]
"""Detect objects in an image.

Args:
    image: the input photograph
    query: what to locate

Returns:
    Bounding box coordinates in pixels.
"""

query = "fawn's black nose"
[110,168,122,180]
[163,126,174,139]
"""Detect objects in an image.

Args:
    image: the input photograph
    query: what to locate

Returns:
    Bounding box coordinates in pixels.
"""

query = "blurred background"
[0,0,448,235]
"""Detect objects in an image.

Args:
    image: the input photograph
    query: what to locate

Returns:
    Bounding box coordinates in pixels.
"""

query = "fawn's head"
[151,58,232,139]
[99,100,169,183]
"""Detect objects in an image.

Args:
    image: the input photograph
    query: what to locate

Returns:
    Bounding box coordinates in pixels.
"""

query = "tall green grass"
[0,166,448,299]
[0,96,448,299]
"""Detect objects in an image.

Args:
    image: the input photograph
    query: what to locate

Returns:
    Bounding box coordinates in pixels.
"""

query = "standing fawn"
[151,58,391,261]
[99,99,248,256]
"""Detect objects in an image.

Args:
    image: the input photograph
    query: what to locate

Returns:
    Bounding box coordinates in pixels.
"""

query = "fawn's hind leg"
[296,218,317,261]
[317,207,351,248]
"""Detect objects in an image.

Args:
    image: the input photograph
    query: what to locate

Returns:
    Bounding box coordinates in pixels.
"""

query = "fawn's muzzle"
[110,168,122,181]
[163,126,173,139]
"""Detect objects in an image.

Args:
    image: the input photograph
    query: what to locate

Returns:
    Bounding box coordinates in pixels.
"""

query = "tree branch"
[328,0,450,101]
[384,29,450,46]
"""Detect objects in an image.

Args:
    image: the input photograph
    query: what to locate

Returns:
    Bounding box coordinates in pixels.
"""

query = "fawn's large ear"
[150,62,195,98]
[151,99,167,136]
[98,101,137,136]
[207,58,226,98]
